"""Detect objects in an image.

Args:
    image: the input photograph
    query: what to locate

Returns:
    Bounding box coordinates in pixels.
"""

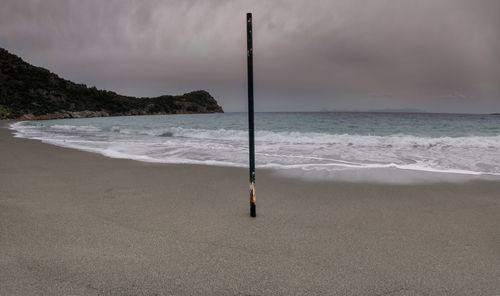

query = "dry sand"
[1,123,499,295]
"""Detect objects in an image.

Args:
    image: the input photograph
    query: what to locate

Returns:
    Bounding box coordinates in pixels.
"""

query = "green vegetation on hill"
[0,48,223,119]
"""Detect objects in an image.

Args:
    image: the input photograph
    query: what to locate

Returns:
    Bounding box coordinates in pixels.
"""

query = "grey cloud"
[0,0,499,112]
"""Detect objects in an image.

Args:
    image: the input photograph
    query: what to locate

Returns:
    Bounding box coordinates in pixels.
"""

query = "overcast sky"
[1,0,499,113]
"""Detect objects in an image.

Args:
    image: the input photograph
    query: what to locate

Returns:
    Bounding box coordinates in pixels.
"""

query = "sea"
[9,112,500,182]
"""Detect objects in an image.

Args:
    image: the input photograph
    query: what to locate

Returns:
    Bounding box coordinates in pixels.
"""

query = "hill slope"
[0,48,223,120]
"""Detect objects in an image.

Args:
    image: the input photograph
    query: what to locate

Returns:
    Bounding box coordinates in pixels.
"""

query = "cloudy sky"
[1,0,499,113]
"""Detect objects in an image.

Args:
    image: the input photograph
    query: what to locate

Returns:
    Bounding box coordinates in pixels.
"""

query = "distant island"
[319,108,427,113]
[0,48,223,120]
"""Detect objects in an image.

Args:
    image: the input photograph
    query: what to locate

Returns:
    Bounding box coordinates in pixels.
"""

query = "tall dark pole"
[247,13,256,218]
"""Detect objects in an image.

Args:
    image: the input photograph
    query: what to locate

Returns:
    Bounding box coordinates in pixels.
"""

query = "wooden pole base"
[250,182,256,217]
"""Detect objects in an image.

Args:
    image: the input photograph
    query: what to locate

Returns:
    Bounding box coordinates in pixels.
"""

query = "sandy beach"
[1,123,499,295]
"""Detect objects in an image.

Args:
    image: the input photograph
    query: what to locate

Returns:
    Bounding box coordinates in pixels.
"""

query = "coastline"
[9,117,500,184]
[1,124,499,295]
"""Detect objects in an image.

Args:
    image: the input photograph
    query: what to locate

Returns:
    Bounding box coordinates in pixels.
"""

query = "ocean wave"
[50,124,102,132]
[104,125,500,149]
[9,120,500,177]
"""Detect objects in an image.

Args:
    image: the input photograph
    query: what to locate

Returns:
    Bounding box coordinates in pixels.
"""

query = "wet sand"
[1,123,499,295]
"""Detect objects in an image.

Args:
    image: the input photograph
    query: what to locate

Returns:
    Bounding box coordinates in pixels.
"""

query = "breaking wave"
[9,119,500,177]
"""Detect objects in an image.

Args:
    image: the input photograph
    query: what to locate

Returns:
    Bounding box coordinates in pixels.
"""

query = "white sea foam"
[9,118,500,181]
[50,124,103,132]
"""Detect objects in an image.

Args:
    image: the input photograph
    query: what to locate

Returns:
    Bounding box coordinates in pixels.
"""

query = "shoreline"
[7,120,500,184]
[1,124,500,295]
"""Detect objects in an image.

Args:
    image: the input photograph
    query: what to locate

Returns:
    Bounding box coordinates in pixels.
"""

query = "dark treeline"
[0,48,223,119]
